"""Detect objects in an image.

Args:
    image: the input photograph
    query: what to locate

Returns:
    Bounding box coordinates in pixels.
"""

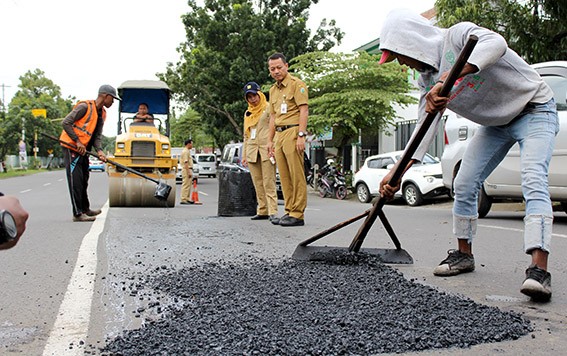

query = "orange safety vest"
[59,100,106,150]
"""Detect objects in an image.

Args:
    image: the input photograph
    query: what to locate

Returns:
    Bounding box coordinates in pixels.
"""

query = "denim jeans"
[453,98,559,253]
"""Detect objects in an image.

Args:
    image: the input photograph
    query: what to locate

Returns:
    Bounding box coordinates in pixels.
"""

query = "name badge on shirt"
[250,127,257,139]
[280,102,287,114]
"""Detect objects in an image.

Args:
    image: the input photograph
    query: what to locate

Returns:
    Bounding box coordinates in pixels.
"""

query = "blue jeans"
[453,99,559,253]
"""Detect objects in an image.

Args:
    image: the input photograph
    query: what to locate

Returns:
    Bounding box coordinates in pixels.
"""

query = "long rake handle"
[41,132,161,185]
[349,34,479,253]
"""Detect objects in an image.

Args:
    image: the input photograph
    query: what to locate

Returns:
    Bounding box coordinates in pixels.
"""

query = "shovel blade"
[292,245,413,264]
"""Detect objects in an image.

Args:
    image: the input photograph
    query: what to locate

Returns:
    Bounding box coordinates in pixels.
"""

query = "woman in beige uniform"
[242,81,278,221]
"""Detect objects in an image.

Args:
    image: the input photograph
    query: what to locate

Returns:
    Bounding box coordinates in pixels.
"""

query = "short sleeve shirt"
[268,74,308,126]
[180,147,193,170]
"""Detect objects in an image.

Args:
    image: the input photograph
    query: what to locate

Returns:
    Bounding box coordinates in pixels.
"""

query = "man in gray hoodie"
[378,9,558,302]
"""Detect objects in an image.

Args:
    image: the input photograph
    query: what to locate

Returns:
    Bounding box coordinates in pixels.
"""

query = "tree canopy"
[1,69,73,163]
[291,51,417,147]
[435,0,566,63]
[159,0,343,148]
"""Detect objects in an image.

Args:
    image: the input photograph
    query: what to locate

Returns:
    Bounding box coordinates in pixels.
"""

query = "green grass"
[0,168,61,179]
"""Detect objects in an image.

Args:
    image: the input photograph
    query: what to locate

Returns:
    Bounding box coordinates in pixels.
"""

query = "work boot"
[433,249,475,276]
[520,265,552,302]
[85,209,102,217]
[280,216,305,227]
[73,214,96,222]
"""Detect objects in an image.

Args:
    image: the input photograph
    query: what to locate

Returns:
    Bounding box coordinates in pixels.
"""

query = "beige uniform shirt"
[268,74,308,126]
[243,106,270,164]
[180,147,193,172]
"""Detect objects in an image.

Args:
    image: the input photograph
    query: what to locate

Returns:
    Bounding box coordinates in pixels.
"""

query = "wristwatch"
[0,209,17,244]
[298,131,307,137]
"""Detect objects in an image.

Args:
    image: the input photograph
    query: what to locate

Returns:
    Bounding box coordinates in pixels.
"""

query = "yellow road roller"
[108,80,177,207]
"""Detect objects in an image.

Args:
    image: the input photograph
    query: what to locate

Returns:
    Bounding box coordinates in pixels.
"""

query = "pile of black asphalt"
[97,251,532,355]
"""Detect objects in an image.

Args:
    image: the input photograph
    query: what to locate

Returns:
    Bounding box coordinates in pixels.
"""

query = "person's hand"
[0,195,29,250]
[296,136,305,153]
[241,158,248,167]
[425,82,449,114]
[267,141,275,156]
[379,172,401,200]
[97,150,107,162]
[75,141,87,155]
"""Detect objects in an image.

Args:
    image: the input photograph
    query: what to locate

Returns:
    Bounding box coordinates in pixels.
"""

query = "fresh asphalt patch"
[93,251,531,355]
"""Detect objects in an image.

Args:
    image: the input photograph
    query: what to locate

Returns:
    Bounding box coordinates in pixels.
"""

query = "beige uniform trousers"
[180,169,192,202]
[275,127,307,219]
[248,152,278,216]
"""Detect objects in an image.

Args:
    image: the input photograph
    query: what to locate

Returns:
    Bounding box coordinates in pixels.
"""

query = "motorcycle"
[316,160,348,200]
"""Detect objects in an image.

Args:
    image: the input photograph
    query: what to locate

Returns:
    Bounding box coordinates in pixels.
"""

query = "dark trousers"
[63,148,91,216]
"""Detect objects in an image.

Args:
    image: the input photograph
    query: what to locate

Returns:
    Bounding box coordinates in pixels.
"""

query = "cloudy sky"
[0,0,435,136]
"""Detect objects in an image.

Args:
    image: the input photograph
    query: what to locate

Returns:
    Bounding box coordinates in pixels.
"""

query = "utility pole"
[1,83,11,114]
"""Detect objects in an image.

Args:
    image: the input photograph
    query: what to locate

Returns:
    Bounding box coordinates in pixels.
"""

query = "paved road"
[1,170,566,355]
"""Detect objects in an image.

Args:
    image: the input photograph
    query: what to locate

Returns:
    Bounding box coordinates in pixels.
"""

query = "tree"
[435,0,566,63]
[291,51,417,149]
[169,107,216,150]
[1,69,74,165]
[159,0,343,148]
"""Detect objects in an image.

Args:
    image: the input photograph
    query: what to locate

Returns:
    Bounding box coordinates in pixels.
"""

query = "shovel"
[293,35,479,264]
[42,133,172,201]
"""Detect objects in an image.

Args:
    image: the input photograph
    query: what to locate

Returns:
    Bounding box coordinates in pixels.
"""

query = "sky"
[0,0,435,136]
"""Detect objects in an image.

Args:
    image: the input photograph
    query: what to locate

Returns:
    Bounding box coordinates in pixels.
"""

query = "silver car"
[441,61,567,217]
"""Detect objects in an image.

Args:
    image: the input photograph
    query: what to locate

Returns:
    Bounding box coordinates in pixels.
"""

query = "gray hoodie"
[379,9,553,160]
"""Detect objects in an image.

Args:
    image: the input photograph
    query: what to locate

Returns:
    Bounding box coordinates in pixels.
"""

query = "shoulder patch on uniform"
[300,87,305,93]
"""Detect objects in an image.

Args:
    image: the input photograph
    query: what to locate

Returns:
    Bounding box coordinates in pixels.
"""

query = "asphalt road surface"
[1,169,566,355]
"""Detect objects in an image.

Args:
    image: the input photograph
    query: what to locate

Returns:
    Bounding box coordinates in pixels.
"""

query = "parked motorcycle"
[317,159,348,200]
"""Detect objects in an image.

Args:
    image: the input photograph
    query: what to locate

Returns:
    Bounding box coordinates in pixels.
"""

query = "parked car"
[441,61,567,217]
[353,151,448,206]
[194,153,217,178]
[88,157,105,172]
[219,142,284,199]
[171,147,200,182]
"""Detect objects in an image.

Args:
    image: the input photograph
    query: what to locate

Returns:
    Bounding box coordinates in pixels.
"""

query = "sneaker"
[433,249,475,276]
[520,265,552,302]
[73,214,96,222]
[85,209,102,217]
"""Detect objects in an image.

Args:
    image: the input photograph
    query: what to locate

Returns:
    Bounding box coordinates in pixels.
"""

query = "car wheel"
[477,185,492,218]
[335,185,348,200]
[356,183,371,203]
[403,183,423,206]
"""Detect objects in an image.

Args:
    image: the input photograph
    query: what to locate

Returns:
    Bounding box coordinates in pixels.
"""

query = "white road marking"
[43,183,51,186]
[20,189,32,193]
[42,201,108,356]
[479,223,567,239]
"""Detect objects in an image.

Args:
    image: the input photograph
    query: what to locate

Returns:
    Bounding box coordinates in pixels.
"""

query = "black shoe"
[280,216,304,227]
[251,215,270,220]
[271,214,289,225]
[433,249,475,276]
[85,209,102,217]
[521,265,552,302]
[180,201,194,205]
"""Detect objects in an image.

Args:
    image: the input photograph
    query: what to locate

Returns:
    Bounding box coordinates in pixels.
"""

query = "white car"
[353,151,448,206]
[441,61,567,217]
[194,153,217,178]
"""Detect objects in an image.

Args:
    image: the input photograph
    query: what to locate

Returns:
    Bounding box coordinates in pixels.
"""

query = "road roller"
[108,80,177,207]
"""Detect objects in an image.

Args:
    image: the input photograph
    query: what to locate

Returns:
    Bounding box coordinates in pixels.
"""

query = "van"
[195,153,217,178]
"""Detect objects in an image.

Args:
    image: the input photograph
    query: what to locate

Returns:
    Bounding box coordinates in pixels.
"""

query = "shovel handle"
[41,132,161,185]
[349,34,479,253]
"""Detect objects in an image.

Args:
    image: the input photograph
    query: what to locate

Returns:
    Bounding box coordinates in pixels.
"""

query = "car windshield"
[198,155,215,163]
[543,75,567,111]
[397,153,438,166]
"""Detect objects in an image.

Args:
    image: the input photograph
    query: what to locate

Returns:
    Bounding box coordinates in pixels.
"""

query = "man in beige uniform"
[267,53,308,227]
[180,139,194,205]
[242,81,278,221]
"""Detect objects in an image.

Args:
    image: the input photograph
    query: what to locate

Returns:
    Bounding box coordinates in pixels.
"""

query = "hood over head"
[379,9,444,71]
